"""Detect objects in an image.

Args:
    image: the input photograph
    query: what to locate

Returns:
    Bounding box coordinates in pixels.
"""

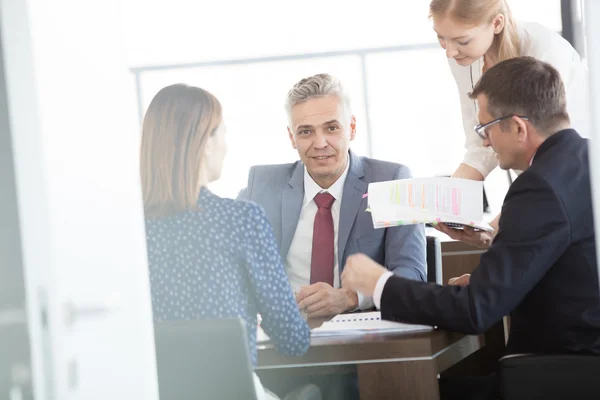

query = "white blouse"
[449,21,590,178]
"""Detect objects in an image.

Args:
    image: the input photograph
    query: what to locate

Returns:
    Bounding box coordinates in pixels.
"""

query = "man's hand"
[341,253,387,297]
[448,273,471,287]
[434,223,492,249]
[296,282,358,318]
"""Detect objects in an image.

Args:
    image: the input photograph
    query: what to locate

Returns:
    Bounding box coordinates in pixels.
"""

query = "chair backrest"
[154,318,258,400]
[500,354,600,399]
[426,235,443,284]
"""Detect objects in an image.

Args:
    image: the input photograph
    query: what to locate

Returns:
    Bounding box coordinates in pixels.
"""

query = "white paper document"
[310,311,433,336]
[367,177,494,232]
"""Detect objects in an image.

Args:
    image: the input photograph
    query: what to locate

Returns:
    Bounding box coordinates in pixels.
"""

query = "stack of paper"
[310,311,433,336]
[367,177,493,232]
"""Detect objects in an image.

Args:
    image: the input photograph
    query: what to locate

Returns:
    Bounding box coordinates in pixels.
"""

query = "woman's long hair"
[140,84,222,217]
[429,0,521,62]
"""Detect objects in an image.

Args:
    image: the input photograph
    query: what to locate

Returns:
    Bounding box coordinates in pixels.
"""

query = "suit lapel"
[280,162,304,260]
[338,151,367,270]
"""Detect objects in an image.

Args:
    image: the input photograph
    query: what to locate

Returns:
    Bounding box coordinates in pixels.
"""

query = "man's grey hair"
[284,73,352,125]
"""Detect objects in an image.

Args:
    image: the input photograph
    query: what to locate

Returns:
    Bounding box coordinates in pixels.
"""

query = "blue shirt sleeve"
[242,203,310,356]
[383,165,427,281]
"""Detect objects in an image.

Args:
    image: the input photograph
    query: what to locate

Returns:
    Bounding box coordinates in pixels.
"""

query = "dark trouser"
[439,374,500,400]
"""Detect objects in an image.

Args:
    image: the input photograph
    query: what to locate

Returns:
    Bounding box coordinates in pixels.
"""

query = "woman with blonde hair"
[140,84,311,400]
[430,0,590,248]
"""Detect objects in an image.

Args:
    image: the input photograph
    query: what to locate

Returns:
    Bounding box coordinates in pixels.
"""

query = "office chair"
[154,318,321,400]
[499,353,600,400]
[154,318,258,400]
[283,384,322,400]
[426,235,443,284]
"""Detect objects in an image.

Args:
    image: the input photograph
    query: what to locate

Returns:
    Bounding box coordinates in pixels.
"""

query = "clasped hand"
[296,282,358,318]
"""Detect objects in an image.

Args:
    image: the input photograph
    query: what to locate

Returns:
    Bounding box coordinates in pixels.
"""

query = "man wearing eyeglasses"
[341,56,600,399]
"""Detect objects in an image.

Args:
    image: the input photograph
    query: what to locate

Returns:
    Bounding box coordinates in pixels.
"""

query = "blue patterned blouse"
[145,188,310,365]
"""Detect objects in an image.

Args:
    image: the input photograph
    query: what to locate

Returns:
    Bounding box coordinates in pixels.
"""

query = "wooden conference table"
[258,320,482,400]
[257,231,506,399]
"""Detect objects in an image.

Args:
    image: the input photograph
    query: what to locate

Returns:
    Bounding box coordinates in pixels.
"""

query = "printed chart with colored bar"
[367,177,494,232]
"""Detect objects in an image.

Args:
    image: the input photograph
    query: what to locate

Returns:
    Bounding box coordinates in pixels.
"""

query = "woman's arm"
[242,203,310,356]
[452,163,485,181]
[446,58,499,178]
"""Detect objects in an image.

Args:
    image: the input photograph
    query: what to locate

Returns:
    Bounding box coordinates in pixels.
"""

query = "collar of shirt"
[529,150,537,167]
[303,158,350,206]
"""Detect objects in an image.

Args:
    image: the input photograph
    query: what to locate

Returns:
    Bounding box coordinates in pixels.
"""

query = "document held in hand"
[367,177,494,232]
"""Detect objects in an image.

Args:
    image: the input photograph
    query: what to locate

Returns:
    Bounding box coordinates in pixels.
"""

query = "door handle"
[63,295,120,327]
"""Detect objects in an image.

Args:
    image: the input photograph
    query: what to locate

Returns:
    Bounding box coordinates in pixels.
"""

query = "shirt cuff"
[356,291,374,310]
[373,271,394,310]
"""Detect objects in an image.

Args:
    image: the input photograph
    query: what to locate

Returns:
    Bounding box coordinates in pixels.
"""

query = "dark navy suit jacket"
[381,129,600,355]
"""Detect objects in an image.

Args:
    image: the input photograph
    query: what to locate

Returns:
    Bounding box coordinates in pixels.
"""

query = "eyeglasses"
[474,115,529,140]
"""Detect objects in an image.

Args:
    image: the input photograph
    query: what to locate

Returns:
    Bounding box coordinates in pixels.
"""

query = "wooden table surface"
[258,317,482,399]
[258,327,472,368]
[257,229,505,399]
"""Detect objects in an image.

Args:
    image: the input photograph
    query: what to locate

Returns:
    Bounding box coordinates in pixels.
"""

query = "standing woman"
[430,0,590,247]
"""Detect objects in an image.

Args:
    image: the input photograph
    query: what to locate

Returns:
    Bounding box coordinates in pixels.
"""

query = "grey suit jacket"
[238,151,427,282]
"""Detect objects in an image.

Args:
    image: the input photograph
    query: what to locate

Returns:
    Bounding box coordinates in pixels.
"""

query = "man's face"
[477,94,522,170]
[288,95,356,188]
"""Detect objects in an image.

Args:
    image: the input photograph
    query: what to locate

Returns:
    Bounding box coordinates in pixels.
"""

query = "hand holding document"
[367,177,494,232]
[435,222,493,248]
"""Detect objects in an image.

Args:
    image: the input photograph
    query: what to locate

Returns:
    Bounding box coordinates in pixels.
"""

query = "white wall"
[1,0,159,398]
[123,0,562,205]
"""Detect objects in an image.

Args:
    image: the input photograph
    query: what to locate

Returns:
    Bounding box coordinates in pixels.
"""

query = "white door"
[1,0,159,399]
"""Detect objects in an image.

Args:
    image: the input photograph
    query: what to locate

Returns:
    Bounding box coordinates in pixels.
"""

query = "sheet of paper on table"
[257,311,434,343]
[311,311,433,336]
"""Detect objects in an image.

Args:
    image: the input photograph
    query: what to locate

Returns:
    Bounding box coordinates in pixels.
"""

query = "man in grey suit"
[238,73,426,319]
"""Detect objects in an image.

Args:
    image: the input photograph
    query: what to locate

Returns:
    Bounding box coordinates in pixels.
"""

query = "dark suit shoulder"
[525,132,588,199]
[500,158,571,246]
[524,131,591,241]
[526,130,587,188]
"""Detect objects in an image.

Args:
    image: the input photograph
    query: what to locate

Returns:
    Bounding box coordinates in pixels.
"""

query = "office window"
[123,0,433,66]
[365,48,464,178]
[139,57,369,197]
[511,1,562,31]
[125,0,563,210]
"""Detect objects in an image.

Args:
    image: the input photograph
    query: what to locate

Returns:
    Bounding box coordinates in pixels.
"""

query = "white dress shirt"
[449,20,590,178]
[373,271,393,310]
[285,160,372,310]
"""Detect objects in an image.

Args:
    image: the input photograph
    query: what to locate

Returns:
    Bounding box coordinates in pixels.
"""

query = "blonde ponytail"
[496,0,521,62]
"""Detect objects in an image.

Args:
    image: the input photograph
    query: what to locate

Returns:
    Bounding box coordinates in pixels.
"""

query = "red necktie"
[310,192,335,285]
